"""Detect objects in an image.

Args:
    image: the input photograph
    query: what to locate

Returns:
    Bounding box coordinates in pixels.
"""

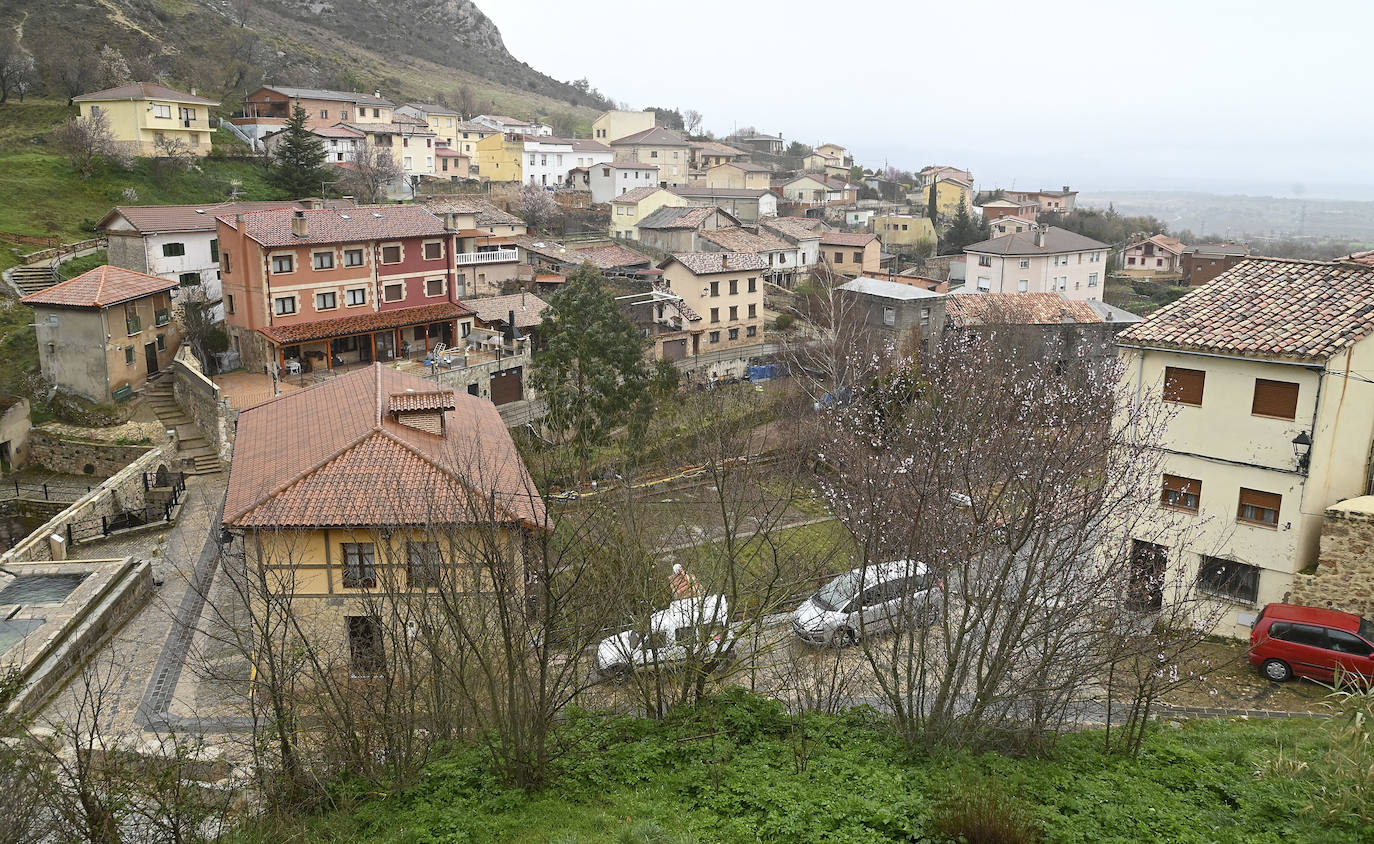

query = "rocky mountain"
[10,0,607,128]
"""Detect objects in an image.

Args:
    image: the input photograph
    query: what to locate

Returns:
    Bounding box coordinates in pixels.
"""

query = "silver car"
[792,560,939,646]
[596,595,735,679]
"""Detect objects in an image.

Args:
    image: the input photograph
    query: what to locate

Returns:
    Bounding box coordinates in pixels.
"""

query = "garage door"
[489,367,523,406]
[663,338,688,362]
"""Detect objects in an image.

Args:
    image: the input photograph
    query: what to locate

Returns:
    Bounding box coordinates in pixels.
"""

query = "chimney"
[234,213,246,224]
[1033,228,1045,248]
[445,212,458,230]
[506,309,517,345]
[291,210,309,238]
[374,90,382,99]
[1062,185,1070,193]
[190,86,197,96]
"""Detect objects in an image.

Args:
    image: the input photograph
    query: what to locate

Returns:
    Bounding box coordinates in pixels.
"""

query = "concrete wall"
[28,430,153,477]
[105,232,150,274]
[432,350,531,402]
[1288,497,1374,618]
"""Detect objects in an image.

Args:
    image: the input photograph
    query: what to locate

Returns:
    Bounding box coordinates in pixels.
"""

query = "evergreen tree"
[268,105,329,198]
[939,206,989,255]
[530,264,675,481]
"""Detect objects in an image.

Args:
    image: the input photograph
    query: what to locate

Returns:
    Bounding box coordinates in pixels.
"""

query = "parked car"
[792,560,939,647]
[1248,603,1374,683]
[596,595,735,679]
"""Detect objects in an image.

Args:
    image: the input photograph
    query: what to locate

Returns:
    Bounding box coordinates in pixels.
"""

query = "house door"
[144,342,159,375]
[489,367,523,406]
[0,441,10,474]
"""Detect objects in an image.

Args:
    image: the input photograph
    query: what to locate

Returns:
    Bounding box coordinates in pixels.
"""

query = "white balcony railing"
[455,247,519,265]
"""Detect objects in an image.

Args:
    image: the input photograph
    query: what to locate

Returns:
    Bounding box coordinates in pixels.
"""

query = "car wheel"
[598,664,630,683]
[829,627,857,648]
[1262,658,1292,682]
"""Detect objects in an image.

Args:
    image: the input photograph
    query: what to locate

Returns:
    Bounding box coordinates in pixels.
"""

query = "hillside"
[7,0,605,132]
[1080,190,1374,245]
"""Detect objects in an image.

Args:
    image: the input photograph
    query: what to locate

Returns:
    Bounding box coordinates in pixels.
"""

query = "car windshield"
[814,571,861,612]
[626,631,643,649]
[1360,618,1374,643]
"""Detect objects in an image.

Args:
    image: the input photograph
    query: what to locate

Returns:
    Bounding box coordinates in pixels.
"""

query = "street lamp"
[1292,431,1312,471]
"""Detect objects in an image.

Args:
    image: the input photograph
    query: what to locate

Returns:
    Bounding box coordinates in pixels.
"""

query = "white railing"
[455,247,519,265]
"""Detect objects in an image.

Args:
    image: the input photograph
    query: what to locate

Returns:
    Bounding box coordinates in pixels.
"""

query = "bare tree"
[54,110,132,179]
[229,0,255,27]
[454,85,475,119]
[96,46,131,89]
[517,183,562,233]
[682,109,703,136]
[336,141,401,203]
[0,35,36,104]
[152,134,198,186]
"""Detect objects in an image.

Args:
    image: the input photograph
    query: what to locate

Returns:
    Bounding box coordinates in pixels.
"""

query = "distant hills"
[1080,191,1374,245]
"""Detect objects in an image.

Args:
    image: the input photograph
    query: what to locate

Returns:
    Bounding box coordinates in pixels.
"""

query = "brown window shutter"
[1238,488,1282,526]
[1163,367,1205,405]
[1251,379,1299,420]
[1161,474,1202,512]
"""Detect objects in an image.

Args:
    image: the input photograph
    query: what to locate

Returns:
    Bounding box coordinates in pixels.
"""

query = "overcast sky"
[484,0,1372,199]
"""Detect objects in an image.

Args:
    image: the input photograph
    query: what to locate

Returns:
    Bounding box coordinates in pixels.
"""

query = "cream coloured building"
[964,225,1109,301]
[611,127,691,187]
[74,82,220,157]
[609,187,679,240]
[592,109,655,142]
[659,252,767,354]
[1116,258,1374,639]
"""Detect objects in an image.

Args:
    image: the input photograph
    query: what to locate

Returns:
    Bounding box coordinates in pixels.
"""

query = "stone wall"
[28,430,153,477]
[171,347,234,464]
[1286,496,1374,617]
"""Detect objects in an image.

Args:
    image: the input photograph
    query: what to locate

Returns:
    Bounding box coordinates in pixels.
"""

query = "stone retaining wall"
[171,347,234,464]
[1286,497,1374,618]
[28,430,153,477]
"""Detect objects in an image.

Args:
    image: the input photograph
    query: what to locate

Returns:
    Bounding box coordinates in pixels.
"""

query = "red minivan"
[1249,603,1374,683]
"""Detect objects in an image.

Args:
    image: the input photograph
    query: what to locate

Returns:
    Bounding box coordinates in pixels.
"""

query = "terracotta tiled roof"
[263,86,392,106]
[759,217,825,241]
[669,187,770,199]
[638,206,718,230]
[462,293,550,329]
[401,102,459,116]
[99,200,345,234]
[511,236,570,262]
[1117,258,1374,362]
[259,302,475,345]
[945,293,1101,328]
[663,252,769,275]
[220,205,447,247]
[699,227,791,254]
[388,390,457,413]
[610,186,666,204]
[573,243,653,270]
[424,197,523,227]
[690,141,745,157]
[820,232,877,247]
[568,138,611,152]
[964,226,1108,255]
[1130,233,1186,255]
[436,148,468,158]
[224,364,545,529]
[610,127,689,147]
[74,82,218,105]
[599,161,660,170]
[21,266,176,309]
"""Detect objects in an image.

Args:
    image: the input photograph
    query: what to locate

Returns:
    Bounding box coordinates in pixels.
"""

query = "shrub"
[771,314,795,332]
[48,390,128,427]
[931,780,1040,844]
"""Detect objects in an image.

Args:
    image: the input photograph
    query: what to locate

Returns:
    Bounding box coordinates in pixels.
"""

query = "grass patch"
[232,692,1362,843]
[1104,276,1192,316]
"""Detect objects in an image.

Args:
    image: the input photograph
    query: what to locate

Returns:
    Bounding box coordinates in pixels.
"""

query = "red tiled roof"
[945,293,1102,328]
[260,302,475,345]
[610,127,690,147]
[1117,257,1374,362]
[663,252,769,275]
[219,205,448,247]
[699,227,791,253]
[388,390,457,413]
[461,293,550,329]
[74,82,218,105]
[611,186,667,204]
[100,200,346,234]
[573,243,653,270]
[20,266,176,309]
[224,364,545,529]
[820,232,877,247]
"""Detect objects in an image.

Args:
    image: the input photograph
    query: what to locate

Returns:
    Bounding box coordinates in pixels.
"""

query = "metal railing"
[0,480,96,503]
[455,247,518,265]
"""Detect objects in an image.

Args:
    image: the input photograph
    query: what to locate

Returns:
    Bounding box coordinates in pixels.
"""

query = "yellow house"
[610,186,679,240]
[914,178,973,219]
[704,162,771,191]
[397,102,463,149]
[73,82,220,157]
[592,109,655,143]
[872,214,937,254]
[223,364,546,674]
[477,132,524,182]
[1116,258,1374,639]
[658,252,767,357]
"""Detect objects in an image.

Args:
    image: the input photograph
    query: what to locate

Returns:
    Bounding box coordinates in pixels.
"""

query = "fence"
[21,237,107,266]
[1,232,60,248]
[0,480,97,503]
[66,471,185,545]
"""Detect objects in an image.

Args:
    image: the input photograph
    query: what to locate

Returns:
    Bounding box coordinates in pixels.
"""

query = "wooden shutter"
[1163,367,1205,405]
[1161,474,1201,512]
[1251,379,1299,420]
[1238,488,1282,526]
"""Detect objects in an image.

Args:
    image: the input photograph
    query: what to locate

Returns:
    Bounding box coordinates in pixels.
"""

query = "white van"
[791,560,939,647]
[596,595,735,679]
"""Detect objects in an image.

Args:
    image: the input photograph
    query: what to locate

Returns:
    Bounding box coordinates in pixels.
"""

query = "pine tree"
[268,105,329,198]
[940,206,989,255]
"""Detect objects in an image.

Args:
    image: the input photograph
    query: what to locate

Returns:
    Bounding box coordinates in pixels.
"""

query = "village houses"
[588,161,662,204]
[1120,233,1187,275]
[74,83,220,157]
[232,85,395,146]
[963,225,1109,300]
[611,127,692,188]
[592,109,655,142]
[608,186,678,240]
[658,252,767,355]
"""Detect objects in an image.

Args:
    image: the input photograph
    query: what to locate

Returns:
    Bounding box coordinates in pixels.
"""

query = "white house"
[963,225,1109,301]
[759,216,825,270]
[588,161,663,203]
[522,137,575,187]
[264,124,365,165]
[473,114,553,136]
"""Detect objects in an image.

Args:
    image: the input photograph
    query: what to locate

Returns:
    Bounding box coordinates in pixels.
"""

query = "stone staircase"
[10,263,58,296]
[145,379,222,476]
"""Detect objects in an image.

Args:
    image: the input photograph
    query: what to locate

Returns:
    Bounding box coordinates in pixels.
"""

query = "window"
[384,284,404,303]
[748,277,757,292]
[381,244,402,264]
[1128,256,1137,265]
[313,251,334,270]
[1161,474,1201,513]
[920,308,931,325]
[977,277,991,292]
[222,251,231,273]
[1162,366,1204,405]
[746,325,757,337]
[226,295,234,314]
[162,242,185,257]
[708,330,720,343]
[1019,258,1030,269]
[883,306,896,326]
[748,303,756,319]
[1088,272,1099,287]
[1128,540,1167,611]
[729,327,739,340]
[342,543,376,588]
[372,108,380,118]
[729,279,738,295]
[1238,488,1281,528]
[455,274,467,297]
[344,248,364,267]
[346,616,385,674]
[209,239,219,263]
[978,255,992,267]
[156,333,166,352]
[272,296,298,316]
[1252,379,1299,420]
[152,103,171,118]
[315,291,337,310]
[425,278,444,297]
[124,345,135,366]
[1197,556,1260,603]
[179,272,201,287]
[346,288,366,307]
[710,281,719,297]
[271,254,294,274]
[710,307,719,323]
[853,252,863,263]
[726,305,737,321]
[407,541,443,589]
[423,241,443,260]
[834,252,844,263]
[1327,629,1374,656]
[1017,279,1028,293]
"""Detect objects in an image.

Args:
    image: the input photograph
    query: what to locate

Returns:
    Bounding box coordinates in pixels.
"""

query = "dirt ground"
[1158,638,1331,713]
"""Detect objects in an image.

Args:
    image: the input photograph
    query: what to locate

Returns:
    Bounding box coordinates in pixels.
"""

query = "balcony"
[155,309,171,327]
[126,315,142,336]
[455,247,519,266]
